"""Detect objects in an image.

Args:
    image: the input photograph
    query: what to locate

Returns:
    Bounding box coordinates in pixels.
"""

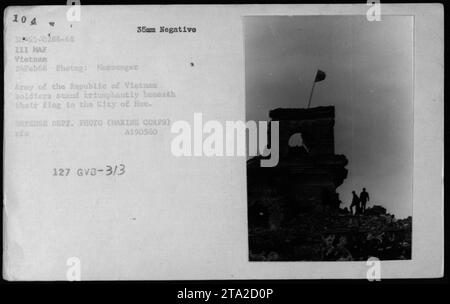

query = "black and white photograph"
[1,2,444,285]
[246,15,413,261]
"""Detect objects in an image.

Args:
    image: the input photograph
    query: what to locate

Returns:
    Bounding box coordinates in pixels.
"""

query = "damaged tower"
[247,106,348,229]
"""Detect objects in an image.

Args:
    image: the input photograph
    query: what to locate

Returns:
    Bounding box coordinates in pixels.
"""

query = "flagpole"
[307,79,316,109]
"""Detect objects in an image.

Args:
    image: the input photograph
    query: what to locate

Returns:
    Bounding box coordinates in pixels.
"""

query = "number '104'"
[12,14,37,25]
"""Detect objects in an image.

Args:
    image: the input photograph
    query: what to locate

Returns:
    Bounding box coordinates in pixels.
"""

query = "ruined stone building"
[247,106,348,230]
[247,106,412,261]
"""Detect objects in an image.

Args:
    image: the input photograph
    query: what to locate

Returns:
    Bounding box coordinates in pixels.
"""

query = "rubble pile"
[249,205,412,261]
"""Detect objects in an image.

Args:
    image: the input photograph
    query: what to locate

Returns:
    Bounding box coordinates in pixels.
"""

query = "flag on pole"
[307,69,326,108]
[314,69,326,82]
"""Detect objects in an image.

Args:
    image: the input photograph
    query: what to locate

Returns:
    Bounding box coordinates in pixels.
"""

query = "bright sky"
[245,15,413,218]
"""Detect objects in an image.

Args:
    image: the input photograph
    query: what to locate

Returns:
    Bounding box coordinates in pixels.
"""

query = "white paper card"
[3,4,444,280]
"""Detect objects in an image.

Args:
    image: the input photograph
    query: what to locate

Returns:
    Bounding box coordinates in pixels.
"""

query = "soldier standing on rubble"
[350,191,360,215]
[360,188,370,213]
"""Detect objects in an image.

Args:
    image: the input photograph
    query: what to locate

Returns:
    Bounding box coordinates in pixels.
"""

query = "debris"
[249,206,411,261]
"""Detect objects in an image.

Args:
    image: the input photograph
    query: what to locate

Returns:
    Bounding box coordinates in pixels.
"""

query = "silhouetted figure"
[350,191,360,215]
[360,188,370,213]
